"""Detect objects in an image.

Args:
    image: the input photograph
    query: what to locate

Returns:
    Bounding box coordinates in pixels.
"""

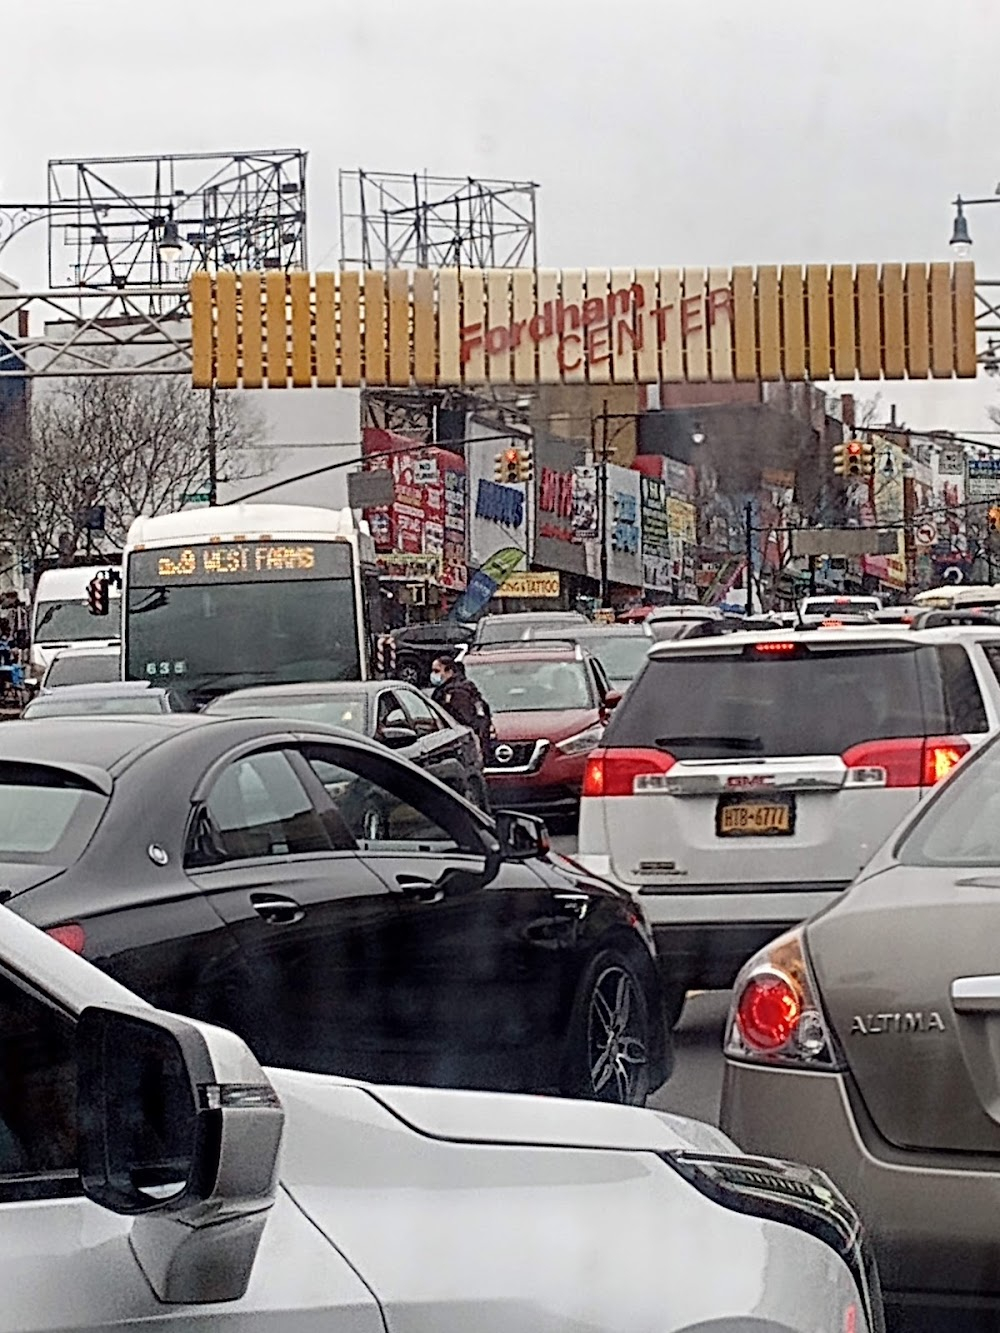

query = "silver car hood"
[270,1070,869,1333]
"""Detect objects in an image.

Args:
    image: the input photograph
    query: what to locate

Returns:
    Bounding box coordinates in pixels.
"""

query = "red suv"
[463,642,619,821]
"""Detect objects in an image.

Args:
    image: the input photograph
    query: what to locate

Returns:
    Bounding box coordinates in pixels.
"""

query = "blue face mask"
[430,671,445,686]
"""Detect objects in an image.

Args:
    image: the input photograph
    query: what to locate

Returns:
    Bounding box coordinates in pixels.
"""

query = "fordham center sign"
[192,261,978,389]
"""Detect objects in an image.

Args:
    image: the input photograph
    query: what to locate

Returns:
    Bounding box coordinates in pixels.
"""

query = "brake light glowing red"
[753,641,798,655]
[736,972,802,1052]
[583,747,675,797]
[842,736,969,788]
[46,923,86,954]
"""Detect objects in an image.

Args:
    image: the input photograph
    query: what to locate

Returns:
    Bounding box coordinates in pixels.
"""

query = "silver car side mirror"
[77,1005,284,1304]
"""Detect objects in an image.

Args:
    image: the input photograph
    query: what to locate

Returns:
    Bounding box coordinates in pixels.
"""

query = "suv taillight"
[583,747,675,797]
[842,736,969,789]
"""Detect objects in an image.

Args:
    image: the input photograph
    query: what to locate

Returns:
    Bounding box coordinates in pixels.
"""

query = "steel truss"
[41,150,307,291]
[339,170,538,271]
[0,286,190,378]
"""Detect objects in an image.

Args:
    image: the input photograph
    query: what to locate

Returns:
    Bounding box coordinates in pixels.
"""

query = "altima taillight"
[46,923,86,954]
[841,736,969,788]
[582,747,675,797]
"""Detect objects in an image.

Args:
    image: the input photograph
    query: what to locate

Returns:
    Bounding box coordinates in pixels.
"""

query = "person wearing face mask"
[430,652,492,759]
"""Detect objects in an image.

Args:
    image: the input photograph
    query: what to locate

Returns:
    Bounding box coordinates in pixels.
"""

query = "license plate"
[716,796,795,837]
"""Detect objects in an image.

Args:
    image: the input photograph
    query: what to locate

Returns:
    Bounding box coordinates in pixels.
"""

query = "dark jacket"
[432,675,491,745]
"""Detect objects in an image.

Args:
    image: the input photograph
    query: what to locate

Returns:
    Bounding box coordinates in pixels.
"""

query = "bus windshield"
[124,540,361,696]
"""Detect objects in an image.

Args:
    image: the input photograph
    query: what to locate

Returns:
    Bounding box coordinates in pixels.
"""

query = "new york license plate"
[716,796,795,837]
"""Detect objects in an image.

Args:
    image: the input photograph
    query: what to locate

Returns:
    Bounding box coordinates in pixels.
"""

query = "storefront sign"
[967,458,1000,501]
[476,479,525,529]
[533,434,587,577]
[572,466,598,539]
[640,475,670,589]
[498,572,561,599]
[467,417,528,574]
[377,553,442,580]
[605,465,642,587]
[667,497,697,544]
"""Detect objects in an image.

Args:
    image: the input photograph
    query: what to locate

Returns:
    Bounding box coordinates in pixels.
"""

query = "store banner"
[362,430,466,585]
[572,466,599,540]
[442,466,467,590]
[605,465,643,587]
[667,496,697,544]
[640,474,670,589]
[499,571,562,599]
[466,416,528,573]
[533,432,587,576]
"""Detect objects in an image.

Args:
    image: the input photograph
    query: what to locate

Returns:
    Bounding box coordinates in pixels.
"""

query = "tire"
[561,949,652,1106]
[396,657,421,685]
[662,983,688,1031]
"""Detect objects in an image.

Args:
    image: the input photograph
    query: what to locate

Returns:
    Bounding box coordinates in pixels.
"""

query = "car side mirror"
[603,689,623,712]
[379,724,418,749]
[77,1005,283,1304]
[494,809,549,861]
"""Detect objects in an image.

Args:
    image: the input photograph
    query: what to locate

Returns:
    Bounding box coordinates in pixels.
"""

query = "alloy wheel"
[586,964,648,1104]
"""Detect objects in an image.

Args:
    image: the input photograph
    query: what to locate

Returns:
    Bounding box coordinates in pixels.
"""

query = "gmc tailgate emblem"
[726,775,776,789]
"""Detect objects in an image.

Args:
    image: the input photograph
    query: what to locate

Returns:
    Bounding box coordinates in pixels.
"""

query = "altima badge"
[850,1011,946,1035]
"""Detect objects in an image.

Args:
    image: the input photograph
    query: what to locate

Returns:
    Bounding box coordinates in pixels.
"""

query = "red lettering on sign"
[583,296,605,327]
[608,283,645,317]
[557,333,583,373]
[510,318,527,349]
[651,302,674,343]
[616,317,643,357]
[539,469,574,518]
[460,322,483,365]
[681,295,704,339]
[707,286,733,327]
[528,302,555,343]
[556,300,581,334]
[485,325,510,356]
[587,323,611,364]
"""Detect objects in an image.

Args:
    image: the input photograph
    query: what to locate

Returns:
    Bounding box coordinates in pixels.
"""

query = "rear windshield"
[897,740,1000,867]
[208,696,368,733]
[475,615,584,644]
[23,696,164,718]
[604,644,987,759]
[44,655,119,688]
[465,658,594,712]
[33,599,120,643]
[0,763,106,863]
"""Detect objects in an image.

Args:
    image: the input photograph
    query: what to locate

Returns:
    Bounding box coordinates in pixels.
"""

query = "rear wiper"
[654,734,764,753]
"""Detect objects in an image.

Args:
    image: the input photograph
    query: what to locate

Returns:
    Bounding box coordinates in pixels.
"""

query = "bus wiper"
[190,670,279,698]
[654,734,764,753]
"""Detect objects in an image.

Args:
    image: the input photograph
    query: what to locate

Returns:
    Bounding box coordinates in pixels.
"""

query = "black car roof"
[207,681,399,704]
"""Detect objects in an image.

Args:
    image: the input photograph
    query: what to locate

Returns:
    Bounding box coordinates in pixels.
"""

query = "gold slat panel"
[486,269,512,383]
[387,269,410,387]
[929,261,955,377]
[461,270,486,384]
[682,268,708,381]
[757,266,780,380]
[657,268,683,382]
[412,268,436,385]
[633,268,659,383]
[437,269,461,386]
[954,261,977,378]
[805,265,830,381]
[363,270,387,386]
[339,271,361,387]
[856,264,881,380]
[731,266,756,380]
[215,271,239,388]
[881,264,905,380]
[190,271,214,388]
[905,263,930,378]
[610,267,639,384]
[313,272,337,386]
[240,273,264,388]
[289,271,312,387]
[584,268,611,385]
[536,270,561,383]
[780,265,806,381]
[264,271,288,389]
[707,266,733,381]
[831,264,856,380]
[511,269,536,384]
[558,269,586,384]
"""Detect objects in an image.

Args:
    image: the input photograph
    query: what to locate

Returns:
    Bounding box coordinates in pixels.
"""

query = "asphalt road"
[549,832,729,1126]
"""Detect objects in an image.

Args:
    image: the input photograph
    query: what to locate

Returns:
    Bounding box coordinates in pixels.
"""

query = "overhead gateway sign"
[191,262,978,390]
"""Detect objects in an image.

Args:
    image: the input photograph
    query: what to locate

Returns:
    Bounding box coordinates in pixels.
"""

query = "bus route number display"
[129,541,352,585]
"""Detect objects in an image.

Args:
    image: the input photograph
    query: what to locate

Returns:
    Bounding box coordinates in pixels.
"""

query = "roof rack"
[909,609,1000,631]
[466,638,582,653]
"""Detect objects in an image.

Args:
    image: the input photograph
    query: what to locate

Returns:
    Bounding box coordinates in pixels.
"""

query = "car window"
[586,635,651,684]
[0,763,107,864]
[198,750,334,863]
[44,655,119,688]
[399,690,442,735]
[937,645,989,734]
[606,646,930,758]
[375,690,408,730]
[465,659,593,712]
[0,971,77,1202]
[897,740,1000,867]
[23,695,164,718]
[299,743,483,852]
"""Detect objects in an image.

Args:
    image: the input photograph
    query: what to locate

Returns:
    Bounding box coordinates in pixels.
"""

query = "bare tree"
[18,378,267,562]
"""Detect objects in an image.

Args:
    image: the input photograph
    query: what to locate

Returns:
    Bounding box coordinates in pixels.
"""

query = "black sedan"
[204,679,489,811]
[0,715,670,1104]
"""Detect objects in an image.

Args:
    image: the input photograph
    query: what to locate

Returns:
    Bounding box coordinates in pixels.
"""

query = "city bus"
[109,503,381,701]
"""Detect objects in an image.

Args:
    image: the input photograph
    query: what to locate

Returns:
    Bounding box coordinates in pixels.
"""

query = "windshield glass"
[125,542,360,694]
[207,695,368,733]
[24,695,164,718]
[800,598,881,617]
[33,598,120,643]
[897,741,1000,867]
[44,654,119,688]
[0,764,106,863]
[465,658,593,712]
[583,635,651,683]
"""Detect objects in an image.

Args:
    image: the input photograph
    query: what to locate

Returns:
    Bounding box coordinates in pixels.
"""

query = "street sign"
[790,528,898,558]
[966,459,1000,502]
[915,521,938,547]
[182,491,210,505]
[347,468,396,509]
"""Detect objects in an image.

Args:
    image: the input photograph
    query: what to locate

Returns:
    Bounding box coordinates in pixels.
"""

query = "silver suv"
[576,618,1000,1021]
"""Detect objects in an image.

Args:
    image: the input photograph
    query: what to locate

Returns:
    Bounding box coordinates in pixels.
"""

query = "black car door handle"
[395,875,445,904]
[250,894,305,925]
[553,890,591,920]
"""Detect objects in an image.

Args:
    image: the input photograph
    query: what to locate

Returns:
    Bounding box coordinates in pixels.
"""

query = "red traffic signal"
[87,573,109,617]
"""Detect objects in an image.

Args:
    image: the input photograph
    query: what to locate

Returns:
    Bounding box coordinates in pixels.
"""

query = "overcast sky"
[6,0,1000,440]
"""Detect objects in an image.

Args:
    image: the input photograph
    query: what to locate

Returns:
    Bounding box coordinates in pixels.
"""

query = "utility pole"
[597,401,610,608]
[744,500,754,615]
[207,383,219,507]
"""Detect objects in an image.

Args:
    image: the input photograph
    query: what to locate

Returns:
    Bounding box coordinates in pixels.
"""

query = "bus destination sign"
[129,541,352,586]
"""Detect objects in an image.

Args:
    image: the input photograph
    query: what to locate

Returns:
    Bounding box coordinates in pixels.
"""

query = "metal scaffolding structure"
[38,149,308,291]
[338,170,538,271]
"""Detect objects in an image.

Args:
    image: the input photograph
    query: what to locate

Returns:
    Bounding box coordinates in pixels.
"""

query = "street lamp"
[157,208,183,267]
[950,197,973,257]
[691,424,706,446]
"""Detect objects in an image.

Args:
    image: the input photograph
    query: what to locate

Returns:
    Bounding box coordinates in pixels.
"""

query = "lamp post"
[158,211,217,506]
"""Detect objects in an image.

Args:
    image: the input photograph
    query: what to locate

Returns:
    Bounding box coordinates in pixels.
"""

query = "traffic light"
[832,443,848,476]
[844,440,864,477]
[832,440,871,479]
[859,440,875,476]
[494,447,521,483]
[517,447,533,483]
[86,572,109,617]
